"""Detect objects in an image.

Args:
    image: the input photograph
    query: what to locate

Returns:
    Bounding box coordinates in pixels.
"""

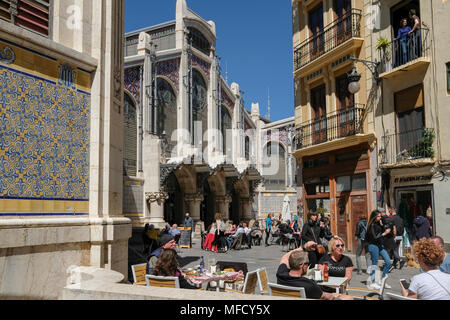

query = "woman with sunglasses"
[318,236,354,291]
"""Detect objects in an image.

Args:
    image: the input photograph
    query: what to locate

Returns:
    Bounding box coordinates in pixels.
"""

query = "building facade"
[365,0,450,248]
[0,0,131,299]
[123,0,298,232]
[292,0,376,253]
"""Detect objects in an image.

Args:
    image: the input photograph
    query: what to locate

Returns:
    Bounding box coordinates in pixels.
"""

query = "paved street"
[177,237,420,298]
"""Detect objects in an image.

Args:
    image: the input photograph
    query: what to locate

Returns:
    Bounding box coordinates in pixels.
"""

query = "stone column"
[216,195,232,220]
[240,198,253,221]
[185,193,204,222]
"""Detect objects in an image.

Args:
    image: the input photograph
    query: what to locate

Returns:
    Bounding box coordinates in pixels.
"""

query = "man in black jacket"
[389,207,405,269]
[301,212,325,267]
[355,217,370,275]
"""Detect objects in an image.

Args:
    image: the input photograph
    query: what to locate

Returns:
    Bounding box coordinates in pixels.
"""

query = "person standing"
[355,216,370,275]
[265,214,273,247]
[366,210,392,290]
[412,212,431,241]
[389,207,406,269]
[408,9,422,59]
[184,212,194,239]
[301,212,325,267]
[394,18,412,65]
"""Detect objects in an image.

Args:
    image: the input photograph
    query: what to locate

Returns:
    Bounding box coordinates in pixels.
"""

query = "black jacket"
[302,220,324,244]
[366,222,385,246]
[391,215,405,237]
[355,219,368,240]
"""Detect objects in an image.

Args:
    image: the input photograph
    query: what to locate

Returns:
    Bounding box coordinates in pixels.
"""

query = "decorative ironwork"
[294,10,362,71]
[296,105,365,150]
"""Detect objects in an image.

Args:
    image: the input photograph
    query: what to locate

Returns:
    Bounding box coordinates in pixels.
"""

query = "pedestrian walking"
[355,216,370,275]
[265,214,273,247]
[389,207,406,270]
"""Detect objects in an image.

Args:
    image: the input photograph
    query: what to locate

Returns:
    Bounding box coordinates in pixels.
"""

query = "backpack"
[359,220,368,241]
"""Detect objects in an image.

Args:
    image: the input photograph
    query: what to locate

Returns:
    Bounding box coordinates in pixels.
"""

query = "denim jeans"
[400,39,408,65]
[356,239,370,271]
[368,244,392,283]
[393,240,402,263]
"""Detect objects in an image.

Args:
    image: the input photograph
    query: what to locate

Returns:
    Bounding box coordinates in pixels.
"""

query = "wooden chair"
[346,276,388,300]
[268,283,307,299]
[256,268,269,295]
[386,292,418,301]
[131,263,147,286]
[225,270,259,295]
[145,275,180,288]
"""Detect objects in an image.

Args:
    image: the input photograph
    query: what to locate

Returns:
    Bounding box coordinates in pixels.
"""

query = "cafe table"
[184,270,244,292]
[318,277,349,294]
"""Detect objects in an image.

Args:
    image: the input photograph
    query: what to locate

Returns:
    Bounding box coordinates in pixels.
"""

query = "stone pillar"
[185,193,204,222]
[240,198,253,221]
[216,195,232,220]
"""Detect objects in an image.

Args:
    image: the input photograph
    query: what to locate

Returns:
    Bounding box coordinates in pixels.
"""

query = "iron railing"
[381,128,435,165]
[295,105,365,150]
[379,28,430,74]
[294,9,362,71]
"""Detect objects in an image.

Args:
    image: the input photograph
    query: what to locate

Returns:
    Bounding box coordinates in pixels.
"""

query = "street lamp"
[347,56,381,94]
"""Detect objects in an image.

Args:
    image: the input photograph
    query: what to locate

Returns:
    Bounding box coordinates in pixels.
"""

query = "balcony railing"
[379,28,430,74]
[294,9,362,71]
[380,128,435,165]
[295,105,364,150]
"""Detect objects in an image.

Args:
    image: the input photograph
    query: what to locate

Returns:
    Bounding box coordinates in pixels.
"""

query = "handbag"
[312,228,326,255]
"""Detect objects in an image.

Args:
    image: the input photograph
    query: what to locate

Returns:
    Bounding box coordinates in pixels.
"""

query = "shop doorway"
[350,195,368,252]
[395,186,434,237]
[337,195,349,249]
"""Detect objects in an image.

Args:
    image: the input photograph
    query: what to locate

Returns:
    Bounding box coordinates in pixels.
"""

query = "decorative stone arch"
[156,75,178,94]
[185,22,216,55]
[262,141,288,191]
[174,165,197,194]
[124,89,139,107]
[192,65,209,87]
[156,76,178,153]
[262,140,288,155]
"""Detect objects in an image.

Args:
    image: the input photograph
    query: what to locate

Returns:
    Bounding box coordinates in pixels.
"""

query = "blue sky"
[125,0,294,122]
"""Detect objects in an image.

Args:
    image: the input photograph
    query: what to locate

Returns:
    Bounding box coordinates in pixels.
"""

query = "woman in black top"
[302,212,325,267]
[366,210,392,290]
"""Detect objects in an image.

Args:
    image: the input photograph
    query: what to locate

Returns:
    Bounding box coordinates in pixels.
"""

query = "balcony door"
[336,74,356,138]
[334,0,352,45]
[309,4,324,60]
[311,84,327,145]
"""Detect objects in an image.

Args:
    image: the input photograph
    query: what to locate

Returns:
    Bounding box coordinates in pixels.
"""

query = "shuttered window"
[0,0,50,37]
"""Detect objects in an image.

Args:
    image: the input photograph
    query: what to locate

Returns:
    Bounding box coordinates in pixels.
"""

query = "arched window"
[221,105,232,156]
[263,142,286,190]
[123,93,137,176]
[192,69,208,150]
[188,27,211,56]
[157,78,177,154]
[245,136,250,161]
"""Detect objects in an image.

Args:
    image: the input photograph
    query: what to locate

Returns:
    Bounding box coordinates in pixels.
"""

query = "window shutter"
[16,0,50,36]
[395,84,424,114]
[0,0,11,22]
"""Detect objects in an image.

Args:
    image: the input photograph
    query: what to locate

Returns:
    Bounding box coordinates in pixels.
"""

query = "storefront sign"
[393,175,433,185]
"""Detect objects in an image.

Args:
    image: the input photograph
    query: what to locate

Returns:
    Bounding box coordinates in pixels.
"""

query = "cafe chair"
[386,292,418,301]
[256,268,269,295]
[346,276,388,300]
[224,269,258,295]
[216,261,248,276]
[131,263,147,286]
[145,275,180,288]
[268,283,307,299]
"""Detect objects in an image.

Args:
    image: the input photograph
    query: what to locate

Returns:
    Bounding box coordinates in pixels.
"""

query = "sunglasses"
[335,244,344,248]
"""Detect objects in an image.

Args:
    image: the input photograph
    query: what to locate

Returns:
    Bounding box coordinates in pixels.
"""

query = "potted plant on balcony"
[376,37,392,72]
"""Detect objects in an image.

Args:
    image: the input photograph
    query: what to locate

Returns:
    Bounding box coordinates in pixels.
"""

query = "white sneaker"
[382,276,392,289]
[368,282,381,290]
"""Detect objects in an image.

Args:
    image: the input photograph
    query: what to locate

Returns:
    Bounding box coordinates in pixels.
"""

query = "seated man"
[431,236,450,274]
[276,247,354,300]
[168,224,181,237]
[146,234,176,275]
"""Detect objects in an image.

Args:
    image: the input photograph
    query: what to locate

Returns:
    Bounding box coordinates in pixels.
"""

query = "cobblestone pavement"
[178,238,420,298]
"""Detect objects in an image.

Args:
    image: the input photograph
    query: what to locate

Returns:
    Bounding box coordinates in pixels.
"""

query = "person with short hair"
[318,236,354,284]
[401,239,450,300]
[168,224,181,237]
[276,248,354,300]
[184,213,194,238]
[389,207,406,269]
[355,216,370,275]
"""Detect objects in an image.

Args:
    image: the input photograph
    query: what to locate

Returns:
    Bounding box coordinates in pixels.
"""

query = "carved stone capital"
[216,195,232,204]
[145,191,169,206]
[185,193,204,203]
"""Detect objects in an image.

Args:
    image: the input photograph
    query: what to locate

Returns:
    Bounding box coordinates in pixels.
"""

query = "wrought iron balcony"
[380,128,435,166]
[294,9,362,71]
[379,28,430,75]
[295,105,365,150]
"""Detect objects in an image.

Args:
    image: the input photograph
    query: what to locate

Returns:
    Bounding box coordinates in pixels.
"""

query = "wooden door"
[336,195,349,249]
[350,195,368,253]
[334,0,352,45]
[336,74,355,138]
[309,4,324,60]
[311,85,327,145]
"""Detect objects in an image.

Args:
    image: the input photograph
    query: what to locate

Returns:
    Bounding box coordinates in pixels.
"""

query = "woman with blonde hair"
[401,239,450,300]
[318,236,354,293]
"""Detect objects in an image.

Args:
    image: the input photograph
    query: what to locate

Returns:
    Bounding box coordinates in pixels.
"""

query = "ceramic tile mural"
[124,67,141,103]
[0,65,90,201]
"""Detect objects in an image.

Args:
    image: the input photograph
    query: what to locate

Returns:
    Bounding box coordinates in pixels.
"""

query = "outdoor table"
[317,277,349,294]
[185,271,244,292]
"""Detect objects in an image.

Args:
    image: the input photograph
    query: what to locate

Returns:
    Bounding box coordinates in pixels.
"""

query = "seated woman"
[401,238,450,300]
[153,249,198,290]
[318,236,353,293]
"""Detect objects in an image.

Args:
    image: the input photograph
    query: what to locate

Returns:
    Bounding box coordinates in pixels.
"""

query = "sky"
[125,0,294,122]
